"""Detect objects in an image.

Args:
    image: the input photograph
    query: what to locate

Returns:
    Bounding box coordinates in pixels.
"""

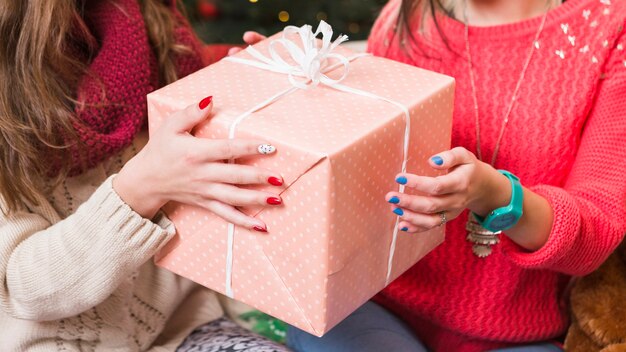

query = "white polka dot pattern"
[148,37,455,337]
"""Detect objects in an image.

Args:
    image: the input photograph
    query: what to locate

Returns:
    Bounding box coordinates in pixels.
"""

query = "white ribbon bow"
[227,21,354,90]
[223,22,411,299]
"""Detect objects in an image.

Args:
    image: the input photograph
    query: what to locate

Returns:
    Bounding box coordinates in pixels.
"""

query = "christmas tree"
[184,0,388,44]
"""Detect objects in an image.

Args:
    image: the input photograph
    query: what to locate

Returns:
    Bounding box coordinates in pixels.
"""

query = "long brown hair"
[394,0,454,57]
[0,0,188,213]
[396,0,451,37]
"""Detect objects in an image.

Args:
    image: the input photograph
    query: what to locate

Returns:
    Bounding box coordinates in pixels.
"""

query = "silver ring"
[439,211,448,226]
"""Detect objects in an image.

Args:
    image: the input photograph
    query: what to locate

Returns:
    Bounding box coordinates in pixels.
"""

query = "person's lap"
[176,317,289,352]
[175,302,562,352]
[287,301,428,352]
[287,301,562,352]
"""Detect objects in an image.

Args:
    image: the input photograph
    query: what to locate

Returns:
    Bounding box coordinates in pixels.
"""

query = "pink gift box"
[147,25,455,336]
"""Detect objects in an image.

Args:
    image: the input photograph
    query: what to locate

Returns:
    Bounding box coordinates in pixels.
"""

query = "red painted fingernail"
[253,226,268,233]
[268,177,283,186]
[198,96,213,110]
[267,197,282,205]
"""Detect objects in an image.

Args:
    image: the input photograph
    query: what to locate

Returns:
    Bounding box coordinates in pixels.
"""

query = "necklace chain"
[462,0,550,257]
[463,0,550,165]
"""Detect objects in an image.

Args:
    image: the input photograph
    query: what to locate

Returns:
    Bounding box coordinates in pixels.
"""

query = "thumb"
[429,147,475,170]
[243,31,267,45]
[228,47,243,56]
[170,96,214,133]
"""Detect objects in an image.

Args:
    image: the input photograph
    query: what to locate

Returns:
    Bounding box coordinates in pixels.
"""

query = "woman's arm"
[501,39,626,274]
[1,100,283,320]
[387,148,555,251]
[497,185,554,251]
[386,29,626,276]
[0,177,175,321]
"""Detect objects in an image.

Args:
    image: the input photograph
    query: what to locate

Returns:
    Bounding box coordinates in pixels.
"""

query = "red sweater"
[368,0,626,351]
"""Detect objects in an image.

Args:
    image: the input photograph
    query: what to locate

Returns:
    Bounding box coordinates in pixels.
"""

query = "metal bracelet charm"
[466,216,501,258]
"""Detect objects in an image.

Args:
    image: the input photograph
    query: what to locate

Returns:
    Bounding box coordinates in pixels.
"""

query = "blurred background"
[183,0,388,44]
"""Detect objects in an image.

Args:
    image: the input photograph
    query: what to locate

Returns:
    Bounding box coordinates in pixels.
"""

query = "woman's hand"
[385,147,512,233]
[113,97,283,232]
[228,31,267,56]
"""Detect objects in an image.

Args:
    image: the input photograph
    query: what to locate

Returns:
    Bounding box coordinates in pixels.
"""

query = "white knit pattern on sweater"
[0,132,224,351]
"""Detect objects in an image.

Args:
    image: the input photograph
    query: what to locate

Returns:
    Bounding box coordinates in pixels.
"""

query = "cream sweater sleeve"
[0,176,176,322]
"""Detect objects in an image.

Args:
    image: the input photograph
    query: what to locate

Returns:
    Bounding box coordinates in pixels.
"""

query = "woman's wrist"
[112,154,165,219]
[469,163,513,217]
[471,163,553,251]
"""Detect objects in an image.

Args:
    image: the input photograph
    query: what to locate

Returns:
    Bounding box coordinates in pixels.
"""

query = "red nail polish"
[268,177,283,186]
[198,96,213,110]
[267,197,282,205]
[253,226,268,233]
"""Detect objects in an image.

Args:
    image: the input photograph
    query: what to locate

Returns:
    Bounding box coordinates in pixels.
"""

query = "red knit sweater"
[368,0,626,351]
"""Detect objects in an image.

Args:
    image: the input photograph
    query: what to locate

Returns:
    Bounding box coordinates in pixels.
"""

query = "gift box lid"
[147,29,455,204]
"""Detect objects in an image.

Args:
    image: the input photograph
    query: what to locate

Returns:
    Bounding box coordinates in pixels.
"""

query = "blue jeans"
[287,301,562,352]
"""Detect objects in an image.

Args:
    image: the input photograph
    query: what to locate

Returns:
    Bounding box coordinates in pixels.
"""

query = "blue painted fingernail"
[431,156,444,165]
[395,176,408,185]
[401,227,409,232]
[393,208,404,216]
[388,196,400,204]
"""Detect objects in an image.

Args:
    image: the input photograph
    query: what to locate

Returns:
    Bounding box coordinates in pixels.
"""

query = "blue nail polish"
[388,196,400,204]
[432,156,444,166]
[393,208,404,216]
[396,176,408,185]
[401,227,409,232]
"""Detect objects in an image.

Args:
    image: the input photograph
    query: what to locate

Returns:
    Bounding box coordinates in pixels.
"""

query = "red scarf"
[69,0,204,175]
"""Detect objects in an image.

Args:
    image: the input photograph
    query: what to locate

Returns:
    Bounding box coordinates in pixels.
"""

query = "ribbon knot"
[228,21,351,90]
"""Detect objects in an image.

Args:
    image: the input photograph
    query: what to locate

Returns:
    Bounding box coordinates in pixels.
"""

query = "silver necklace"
[462,0,550,258]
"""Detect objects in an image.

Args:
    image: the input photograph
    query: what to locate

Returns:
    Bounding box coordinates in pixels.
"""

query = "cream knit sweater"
[0,131,225,351]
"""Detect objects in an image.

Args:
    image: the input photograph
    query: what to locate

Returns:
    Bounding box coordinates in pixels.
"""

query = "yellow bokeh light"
[249,0,258,3]
[278,10,290,23]
[316,12,328,21]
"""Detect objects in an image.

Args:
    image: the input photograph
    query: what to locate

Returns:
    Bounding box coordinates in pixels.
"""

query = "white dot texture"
[148,38,454,336]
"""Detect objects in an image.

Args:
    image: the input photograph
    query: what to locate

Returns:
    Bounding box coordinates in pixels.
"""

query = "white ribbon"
[227,21,352,90]
[222,21,410,298]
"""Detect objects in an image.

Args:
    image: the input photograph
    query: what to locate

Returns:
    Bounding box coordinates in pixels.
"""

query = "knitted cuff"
[501,184,581,272]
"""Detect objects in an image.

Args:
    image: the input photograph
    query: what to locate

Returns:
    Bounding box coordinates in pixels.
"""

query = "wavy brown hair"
[393,0,454,57]
[396,0,452,39]
[0,0,189,213]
